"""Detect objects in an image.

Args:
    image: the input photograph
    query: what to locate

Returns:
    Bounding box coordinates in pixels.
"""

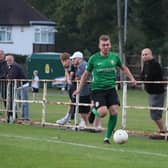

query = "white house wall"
[0,25,56,55]
[0,26,34,55]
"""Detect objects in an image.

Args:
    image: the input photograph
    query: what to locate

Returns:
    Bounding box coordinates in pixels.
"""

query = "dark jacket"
[6,62,28,85]
[0,60,8,79]
[141,59,165,94]
[6,62,26,79]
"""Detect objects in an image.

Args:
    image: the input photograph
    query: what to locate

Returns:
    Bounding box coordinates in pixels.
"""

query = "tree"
[77,0,118,52]
[139,0,165,53]
[126,0,147,54]
[27,0,119,54]
[27,0,168,57]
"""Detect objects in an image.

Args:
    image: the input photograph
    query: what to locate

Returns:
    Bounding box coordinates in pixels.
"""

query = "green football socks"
[92,107,99,117]
[105,115,117,139]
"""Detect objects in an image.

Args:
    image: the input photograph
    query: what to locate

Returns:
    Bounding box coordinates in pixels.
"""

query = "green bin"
[27,52,65,87]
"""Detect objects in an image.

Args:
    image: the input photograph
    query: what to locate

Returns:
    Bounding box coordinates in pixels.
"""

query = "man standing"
[0,50,7,79]
[70,51,91,127]
[5,55,29,122]
[0,49,8,107]
[141,48,165,135]
[73,35,136,144]
[56,52,76,125]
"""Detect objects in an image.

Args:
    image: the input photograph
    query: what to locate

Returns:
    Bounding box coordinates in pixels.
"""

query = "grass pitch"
[0,88,168,168]
[0,124,168,168]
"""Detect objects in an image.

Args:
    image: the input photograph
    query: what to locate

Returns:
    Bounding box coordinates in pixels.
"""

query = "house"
[0,0,56,55]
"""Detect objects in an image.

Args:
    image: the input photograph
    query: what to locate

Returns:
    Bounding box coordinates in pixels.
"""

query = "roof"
[0,0,56,26]
[28,52,62,60]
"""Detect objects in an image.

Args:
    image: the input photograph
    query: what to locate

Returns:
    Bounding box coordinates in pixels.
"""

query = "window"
[0,26,12,42]
[34,27,55,44]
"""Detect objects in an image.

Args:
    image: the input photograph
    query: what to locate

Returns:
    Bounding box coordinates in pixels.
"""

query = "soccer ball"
[113,129,128,144]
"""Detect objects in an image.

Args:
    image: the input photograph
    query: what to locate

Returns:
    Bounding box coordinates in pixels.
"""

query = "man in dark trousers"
[56,52,76,125]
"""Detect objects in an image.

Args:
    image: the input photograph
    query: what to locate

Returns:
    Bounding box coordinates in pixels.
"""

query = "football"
[113,129,128,144]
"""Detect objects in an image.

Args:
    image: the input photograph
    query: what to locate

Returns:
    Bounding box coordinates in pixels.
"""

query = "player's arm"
[120,65,136,85]
[64,69,70,82]
[73,70,90,96]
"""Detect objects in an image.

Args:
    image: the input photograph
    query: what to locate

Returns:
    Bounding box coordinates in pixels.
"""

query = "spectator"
[5,55,29,122]
[73,35,136,144]
[0,49,8,107]
[141,48,165,137]
[70,51,91,128]
[56,52,76,125]
[31,70,39,100]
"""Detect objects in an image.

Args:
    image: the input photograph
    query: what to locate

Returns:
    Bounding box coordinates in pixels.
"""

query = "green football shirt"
[86,51,122,91]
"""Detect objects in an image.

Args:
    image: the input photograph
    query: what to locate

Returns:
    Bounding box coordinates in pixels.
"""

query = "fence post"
[41,81,47,125]
[165,84,168,131]
[6,81,10,122]
[74,80,79,129]
[122,81,127,129]
[12,80,17,122]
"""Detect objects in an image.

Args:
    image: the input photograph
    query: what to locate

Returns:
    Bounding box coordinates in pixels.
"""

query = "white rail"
[0,79,168,132]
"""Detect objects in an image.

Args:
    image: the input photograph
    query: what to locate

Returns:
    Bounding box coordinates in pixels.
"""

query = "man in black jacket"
[55,52,76,125]
[5,55,29,122]
[141,48,165,134]
[0,49,8,107]
[0,50,7,79]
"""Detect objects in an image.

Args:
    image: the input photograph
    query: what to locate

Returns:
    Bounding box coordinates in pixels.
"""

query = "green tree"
[126,0,147,54]
[27,0,119,54]
[27,0,168,57]
[77,0,118,52]
[53,0,84,53]
[139,0,165,53]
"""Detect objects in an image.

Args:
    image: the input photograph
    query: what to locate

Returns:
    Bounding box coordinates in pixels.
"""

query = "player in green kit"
[73,34,136,144]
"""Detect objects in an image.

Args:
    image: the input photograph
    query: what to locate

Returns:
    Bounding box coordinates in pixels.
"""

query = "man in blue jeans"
[17,82,29,121]
[5,55,29,122]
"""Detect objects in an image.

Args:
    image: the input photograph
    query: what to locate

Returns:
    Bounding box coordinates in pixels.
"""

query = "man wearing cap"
[70,51,91,128]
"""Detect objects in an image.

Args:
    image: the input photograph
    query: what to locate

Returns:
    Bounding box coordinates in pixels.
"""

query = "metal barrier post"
[74,80,79,129]
[41,81,47,125]
[122,81,127,129]
[165,84,168,131]
[12,80,17,122]
[6,81,10,122]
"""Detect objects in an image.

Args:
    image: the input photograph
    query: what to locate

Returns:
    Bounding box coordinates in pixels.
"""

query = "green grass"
[0,88,168,168]
[0,124,168,168]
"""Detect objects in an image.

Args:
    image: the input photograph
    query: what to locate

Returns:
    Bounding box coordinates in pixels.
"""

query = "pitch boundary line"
[0,133,167,158]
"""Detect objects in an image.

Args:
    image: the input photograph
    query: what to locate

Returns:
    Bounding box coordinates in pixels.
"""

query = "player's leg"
[104,88,120,144]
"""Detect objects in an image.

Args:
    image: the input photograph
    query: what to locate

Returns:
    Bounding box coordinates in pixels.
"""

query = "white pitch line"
[0,133,168,158]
